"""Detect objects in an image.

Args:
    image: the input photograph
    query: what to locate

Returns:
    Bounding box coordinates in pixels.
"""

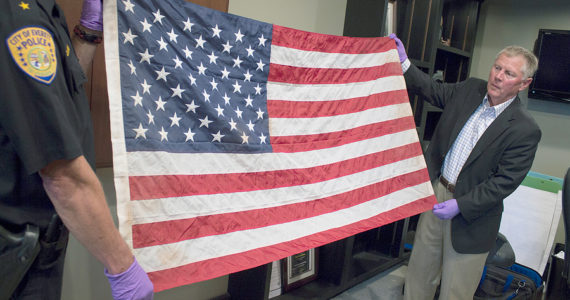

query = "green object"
[521,171,563,193]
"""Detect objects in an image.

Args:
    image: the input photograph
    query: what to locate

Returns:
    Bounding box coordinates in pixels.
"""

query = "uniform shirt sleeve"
[0,1,89,174]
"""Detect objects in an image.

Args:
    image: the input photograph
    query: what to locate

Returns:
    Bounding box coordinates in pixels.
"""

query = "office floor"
[332,264,407,300]
[333,263,556,300]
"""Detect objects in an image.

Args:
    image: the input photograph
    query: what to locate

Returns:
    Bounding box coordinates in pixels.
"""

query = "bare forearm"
[72,34,98,74]
[40,156,133,274]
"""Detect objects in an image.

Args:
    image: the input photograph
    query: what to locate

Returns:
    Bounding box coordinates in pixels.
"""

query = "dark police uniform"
[0,0,96,298]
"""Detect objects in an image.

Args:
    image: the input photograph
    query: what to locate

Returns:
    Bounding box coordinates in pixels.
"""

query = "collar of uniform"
[36,0,57,17]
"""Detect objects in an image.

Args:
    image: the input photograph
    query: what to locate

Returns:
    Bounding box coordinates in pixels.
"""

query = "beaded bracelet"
[73,24,103,44]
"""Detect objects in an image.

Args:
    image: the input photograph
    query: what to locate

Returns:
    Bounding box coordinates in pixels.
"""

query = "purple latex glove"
[80,0,103,32]
[432,199,460,220]
[388,33,408,63]
[105,258,154,300]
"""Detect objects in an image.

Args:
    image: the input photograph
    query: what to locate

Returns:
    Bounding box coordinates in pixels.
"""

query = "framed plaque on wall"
[281,248,319,292]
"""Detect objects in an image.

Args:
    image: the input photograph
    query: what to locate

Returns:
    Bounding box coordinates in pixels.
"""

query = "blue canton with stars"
[118,0,273,153]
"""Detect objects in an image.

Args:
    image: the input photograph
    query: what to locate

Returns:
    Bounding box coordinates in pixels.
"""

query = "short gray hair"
[496,45,539,79]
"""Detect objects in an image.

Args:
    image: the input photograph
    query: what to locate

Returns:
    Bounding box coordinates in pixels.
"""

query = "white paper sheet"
[268,261,282,299]
[499,186,562,274]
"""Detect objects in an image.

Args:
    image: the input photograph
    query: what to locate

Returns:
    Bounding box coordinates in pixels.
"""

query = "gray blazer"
[405,64,542,254]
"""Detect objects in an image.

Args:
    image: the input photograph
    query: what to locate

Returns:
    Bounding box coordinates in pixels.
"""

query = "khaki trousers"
[403,179,488,300]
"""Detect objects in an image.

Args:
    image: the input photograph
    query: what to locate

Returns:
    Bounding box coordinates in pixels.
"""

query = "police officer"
[0,0,153,299]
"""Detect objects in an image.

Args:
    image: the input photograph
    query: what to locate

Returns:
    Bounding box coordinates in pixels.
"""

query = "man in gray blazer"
[389,34,542,299]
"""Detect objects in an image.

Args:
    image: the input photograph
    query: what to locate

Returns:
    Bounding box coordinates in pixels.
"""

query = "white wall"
[228,0,347,35]
[61,1,347,299]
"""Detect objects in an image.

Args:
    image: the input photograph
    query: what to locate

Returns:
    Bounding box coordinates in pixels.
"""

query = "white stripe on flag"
[131,155,427,224]
[269,102,411,136]
[270,45,400,69]
[266,75,406,101]
[135,181,433,272]
[125,129,419,176]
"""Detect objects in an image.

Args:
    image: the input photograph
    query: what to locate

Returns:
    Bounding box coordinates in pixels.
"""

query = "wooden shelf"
[273,251,409,300]
[274,279,339,300]
[228,219,412,300]
[349,252,409,285]
[437,44,471,58]
[397,0,481,148]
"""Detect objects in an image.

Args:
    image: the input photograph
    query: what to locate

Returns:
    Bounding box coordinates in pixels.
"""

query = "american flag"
[104,0,436,292]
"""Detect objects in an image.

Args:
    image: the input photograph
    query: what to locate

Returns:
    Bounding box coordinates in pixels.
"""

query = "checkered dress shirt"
[441,96,515,184]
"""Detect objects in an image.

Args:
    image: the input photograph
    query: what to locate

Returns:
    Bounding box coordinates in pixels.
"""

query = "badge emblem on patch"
[6,27,57,84]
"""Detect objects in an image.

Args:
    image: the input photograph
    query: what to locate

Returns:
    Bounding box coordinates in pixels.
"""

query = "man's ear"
[519,77,532,91]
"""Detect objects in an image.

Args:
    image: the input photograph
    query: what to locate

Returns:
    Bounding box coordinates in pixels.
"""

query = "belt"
[439,176,455,193]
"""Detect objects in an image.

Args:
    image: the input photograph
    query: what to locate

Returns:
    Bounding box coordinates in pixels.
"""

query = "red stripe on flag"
[267,90,409,118]
[270,117,416,153]
[129,143,423,200]
[146,195,436,292]
[267,62,403,84]
[272,25,396,54]
[132,169,429,248]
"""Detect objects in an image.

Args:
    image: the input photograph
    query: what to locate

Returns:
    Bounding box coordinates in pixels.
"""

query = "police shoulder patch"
[6,26,57,84]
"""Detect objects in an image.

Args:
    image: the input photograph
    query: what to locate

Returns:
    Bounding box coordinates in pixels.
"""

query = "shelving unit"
[397,0,483,149]
[228,220,411,300]
[226,1,483,298]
